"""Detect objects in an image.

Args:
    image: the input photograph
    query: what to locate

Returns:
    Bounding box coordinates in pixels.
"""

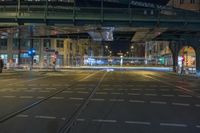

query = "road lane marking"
[195,104,200,107]
[162,94,174,97]
[91,98,105,101]
[93,119,117,123]
[28,84,36,86]
[2,96,16,98]
[128,93,140,96]
[160,89,170,91]
[39,91,50,93]
[16,115,29,118]
[51,97,65,99]
[103,89,112,90]
[172,103,190,106]
[37,96,45,99]
[178,95,192,98]
[160,123,187,127]
[125,121,151,125]
[24,90,35,92]
[40,84,49,86]
[145,94,157,96]
[76,118,85,122]
[129,100,145,103]
[35,115,56,119]
[150,101,167,105]
[70,97,84,100]
[46,88,57,90]
[196,125,200,128]
[111,93,122,95]
[19,96,33,99]
[96,92,108,95]
[110,99,125,102]
[144,89,156,91]
[63,91,73,93]
[77,91,89,94]
[130,89,140,91]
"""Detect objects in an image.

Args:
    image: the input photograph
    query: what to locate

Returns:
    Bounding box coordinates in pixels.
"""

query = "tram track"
[0,70,102,123]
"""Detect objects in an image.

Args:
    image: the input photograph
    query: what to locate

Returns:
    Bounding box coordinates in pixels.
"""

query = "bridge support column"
[195,47,200,76]
[169,41,181,72]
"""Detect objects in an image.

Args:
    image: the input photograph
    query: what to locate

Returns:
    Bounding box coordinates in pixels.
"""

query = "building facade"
[0,35,103,68]
[145,41,173,66]
[168,0,200,11]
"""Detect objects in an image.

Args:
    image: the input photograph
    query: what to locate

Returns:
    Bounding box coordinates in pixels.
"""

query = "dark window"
[70,43,73,50]
[180,0,184,4]
[44,39,51,48]
[56,40,64,48]
[0,39,8,50]
[12,39,19,50]
[190,0,195,3]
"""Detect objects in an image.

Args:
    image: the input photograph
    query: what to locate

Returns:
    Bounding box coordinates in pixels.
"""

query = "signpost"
[28,48,36,71]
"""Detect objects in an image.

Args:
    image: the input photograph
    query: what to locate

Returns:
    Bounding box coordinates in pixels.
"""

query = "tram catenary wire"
[0,70,102,123]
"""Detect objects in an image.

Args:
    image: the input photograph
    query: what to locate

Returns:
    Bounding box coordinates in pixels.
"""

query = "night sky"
[109,40,130,55]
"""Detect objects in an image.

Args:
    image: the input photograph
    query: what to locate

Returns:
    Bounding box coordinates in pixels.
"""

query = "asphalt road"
[0,70,200,133]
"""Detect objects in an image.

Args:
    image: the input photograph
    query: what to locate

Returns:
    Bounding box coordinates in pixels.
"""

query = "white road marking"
[46,88,56,90]
[70,97,84,100]
[145,94,157,96]
[160,89,170,91]
[125,121,151,125]
[61,117,66,121]
[35,115,57,119]
[39,91,50,93]
[93,119,117,123]
[16,114,29,118]
[160,123,187,127]
[110,99,125,102]
[28,84,36,86]
[52,84,62,86]
[32,88,41,90]
[178,95,192,98]
[129,100,145,103]
[162,94,174,97]
[91,98,105,101]
[111,93,122,95]
[196,125,200,128]
[76,118,85,122]
[40,84,49,86]
[51,97,65,99]
[77,91,89,94]
[130,89,140,91]
[24,90,35,92]
[63,91,73,93]
[103,89,112,90]
[195,104,200,107]
[2,96,16,98]
[128,93,140,96]
[150,101,167,105]
[37,96,45,99]
[19,96,33,99]
[172,103,190,106]
[144,89,156,91]
[96,92,108,95]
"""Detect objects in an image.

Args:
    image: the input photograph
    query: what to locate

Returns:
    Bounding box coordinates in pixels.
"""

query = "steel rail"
[0,71,101,123]
[58,72,107,133]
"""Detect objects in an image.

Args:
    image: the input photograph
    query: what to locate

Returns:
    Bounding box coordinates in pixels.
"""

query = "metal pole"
[17,0,21,16]
[17,27,21,66]
[101,0,104,23]
[73,0,76,24]
[30,26,34,70]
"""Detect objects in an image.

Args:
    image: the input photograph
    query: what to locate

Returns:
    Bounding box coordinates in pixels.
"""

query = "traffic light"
[28,48,36,56]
